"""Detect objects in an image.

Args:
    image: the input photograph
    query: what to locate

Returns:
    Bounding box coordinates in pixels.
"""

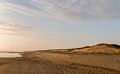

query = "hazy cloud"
[0,2,40,16]
[0,0,120,20]
[0,18,33,35]
[32,0,120,20]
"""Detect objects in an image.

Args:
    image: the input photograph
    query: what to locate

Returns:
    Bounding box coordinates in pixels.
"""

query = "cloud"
[32,0,120,20]
[0,18,33,35]
[0,2,40,16]
[0,23,31,31]
[0,0,120,20]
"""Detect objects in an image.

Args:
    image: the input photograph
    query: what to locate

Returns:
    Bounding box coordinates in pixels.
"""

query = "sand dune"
[71,43,120,53]
[0,43,120,74]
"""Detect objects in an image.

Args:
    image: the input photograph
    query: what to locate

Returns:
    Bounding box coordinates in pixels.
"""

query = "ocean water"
[0,53,22,58]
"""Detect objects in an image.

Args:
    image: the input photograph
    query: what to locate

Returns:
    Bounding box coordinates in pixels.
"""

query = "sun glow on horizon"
[0,34,12,51]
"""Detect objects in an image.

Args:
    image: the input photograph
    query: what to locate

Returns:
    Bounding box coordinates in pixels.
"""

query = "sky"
[0,0,120,52]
